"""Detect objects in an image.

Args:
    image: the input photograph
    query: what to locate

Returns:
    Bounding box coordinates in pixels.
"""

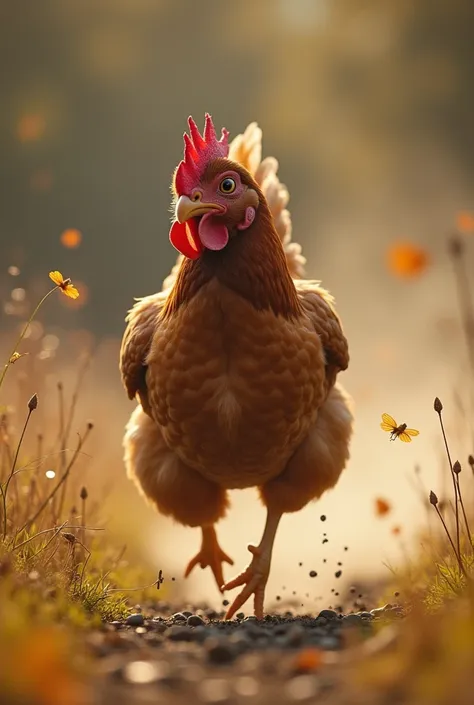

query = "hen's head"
[169,114,261,259]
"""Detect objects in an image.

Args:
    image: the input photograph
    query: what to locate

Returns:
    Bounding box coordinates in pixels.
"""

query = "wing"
[381,422,394,432]
[398,432,412,443]
[405,428,419,437]
[120,291,167,416]
[382,413,397,427]
[296,281,349,389]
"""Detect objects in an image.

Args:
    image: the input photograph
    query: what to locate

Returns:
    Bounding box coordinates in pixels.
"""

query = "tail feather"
[230,123,306,279]
[163,121,305,292]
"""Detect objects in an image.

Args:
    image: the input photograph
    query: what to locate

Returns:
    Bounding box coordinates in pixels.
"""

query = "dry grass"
[0,272,172,703]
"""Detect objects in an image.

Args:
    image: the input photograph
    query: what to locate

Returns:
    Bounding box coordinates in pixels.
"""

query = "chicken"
[120,115,353,619]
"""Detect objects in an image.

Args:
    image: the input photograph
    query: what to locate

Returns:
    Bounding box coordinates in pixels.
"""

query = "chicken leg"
[222,508,282,620]
[185,525,234,592]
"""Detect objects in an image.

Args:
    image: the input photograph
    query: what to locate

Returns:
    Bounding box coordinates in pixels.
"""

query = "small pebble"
[343,614,362,626]
[126,613,144,627]
[187,615,205,627]
[318,610,337,620]
[359,612,374,620]
[236,612,245,620]
[171,612,187,622]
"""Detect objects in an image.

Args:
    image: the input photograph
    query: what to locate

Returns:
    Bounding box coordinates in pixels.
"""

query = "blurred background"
[1,0,474,610]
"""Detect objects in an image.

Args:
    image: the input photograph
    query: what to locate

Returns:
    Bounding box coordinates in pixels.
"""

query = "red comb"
[175,114,229,195]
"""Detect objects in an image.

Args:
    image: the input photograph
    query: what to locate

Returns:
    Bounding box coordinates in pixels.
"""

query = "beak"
[175,195,224,223]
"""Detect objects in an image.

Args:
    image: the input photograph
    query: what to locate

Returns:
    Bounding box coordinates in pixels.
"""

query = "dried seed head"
[57,381,63,391]
[80,486,88,501]
[453,460,461,474]
[429,491,438,506]
[28,393,38,411]
[86,420,94,431]
[448,235,463,257]
[434,397,443,413]
[62,532,76,544]
[468,455,474,468]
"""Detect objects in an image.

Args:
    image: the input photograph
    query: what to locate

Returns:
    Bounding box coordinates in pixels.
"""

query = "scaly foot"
[221,545,271,620]
[184,525,234,593]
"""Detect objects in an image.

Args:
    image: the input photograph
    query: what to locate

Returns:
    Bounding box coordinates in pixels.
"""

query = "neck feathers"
[161,201,302,321]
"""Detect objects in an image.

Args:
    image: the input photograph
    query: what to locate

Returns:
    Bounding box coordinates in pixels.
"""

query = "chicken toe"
[222,509,282,619]
[185,525,234,592]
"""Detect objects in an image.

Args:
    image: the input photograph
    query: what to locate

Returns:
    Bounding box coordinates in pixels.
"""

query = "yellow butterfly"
[380,413,419,443]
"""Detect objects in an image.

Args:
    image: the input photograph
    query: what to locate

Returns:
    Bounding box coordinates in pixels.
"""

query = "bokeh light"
[16,113,45,143]
[60,229,82,249]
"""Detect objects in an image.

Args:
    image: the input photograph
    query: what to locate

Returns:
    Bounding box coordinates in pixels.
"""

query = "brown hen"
[120,116,353,619]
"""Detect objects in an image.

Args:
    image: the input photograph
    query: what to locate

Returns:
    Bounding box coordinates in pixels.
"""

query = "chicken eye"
[219,177,236,194]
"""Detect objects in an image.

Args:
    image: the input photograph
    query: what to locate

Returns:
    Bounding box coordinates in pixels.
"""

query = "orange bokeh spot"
[17,114,46,143]
[60,229,82,249]
[456,211,474,234]
[375,497,391,517]
[392,525,401,536]
[387,242,429,279]
[293,647,323,672]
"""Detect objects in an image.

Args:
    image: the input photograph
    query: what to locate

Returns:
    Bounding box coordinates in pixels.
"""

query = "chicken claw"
[185,525,234,593]
[222,545,271,620]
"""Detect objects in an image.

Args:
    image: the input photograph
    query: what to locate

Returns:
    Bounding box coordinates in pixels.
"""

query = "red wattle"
[169,219,203,260]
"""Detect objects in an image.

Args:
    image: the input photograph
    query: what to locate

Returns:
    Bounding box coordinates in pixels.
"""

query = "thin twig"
[23,424,93,531]
[434,503,466,576]
[11,524,104,552]
[2,401,36,540]
[0,286,59,396]
[455,472,473,549]
[435,400,461,566]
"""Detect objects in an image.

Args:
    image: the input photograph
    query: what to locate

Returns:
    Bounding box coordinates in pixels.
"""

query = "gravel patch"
[88,601,405,704]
